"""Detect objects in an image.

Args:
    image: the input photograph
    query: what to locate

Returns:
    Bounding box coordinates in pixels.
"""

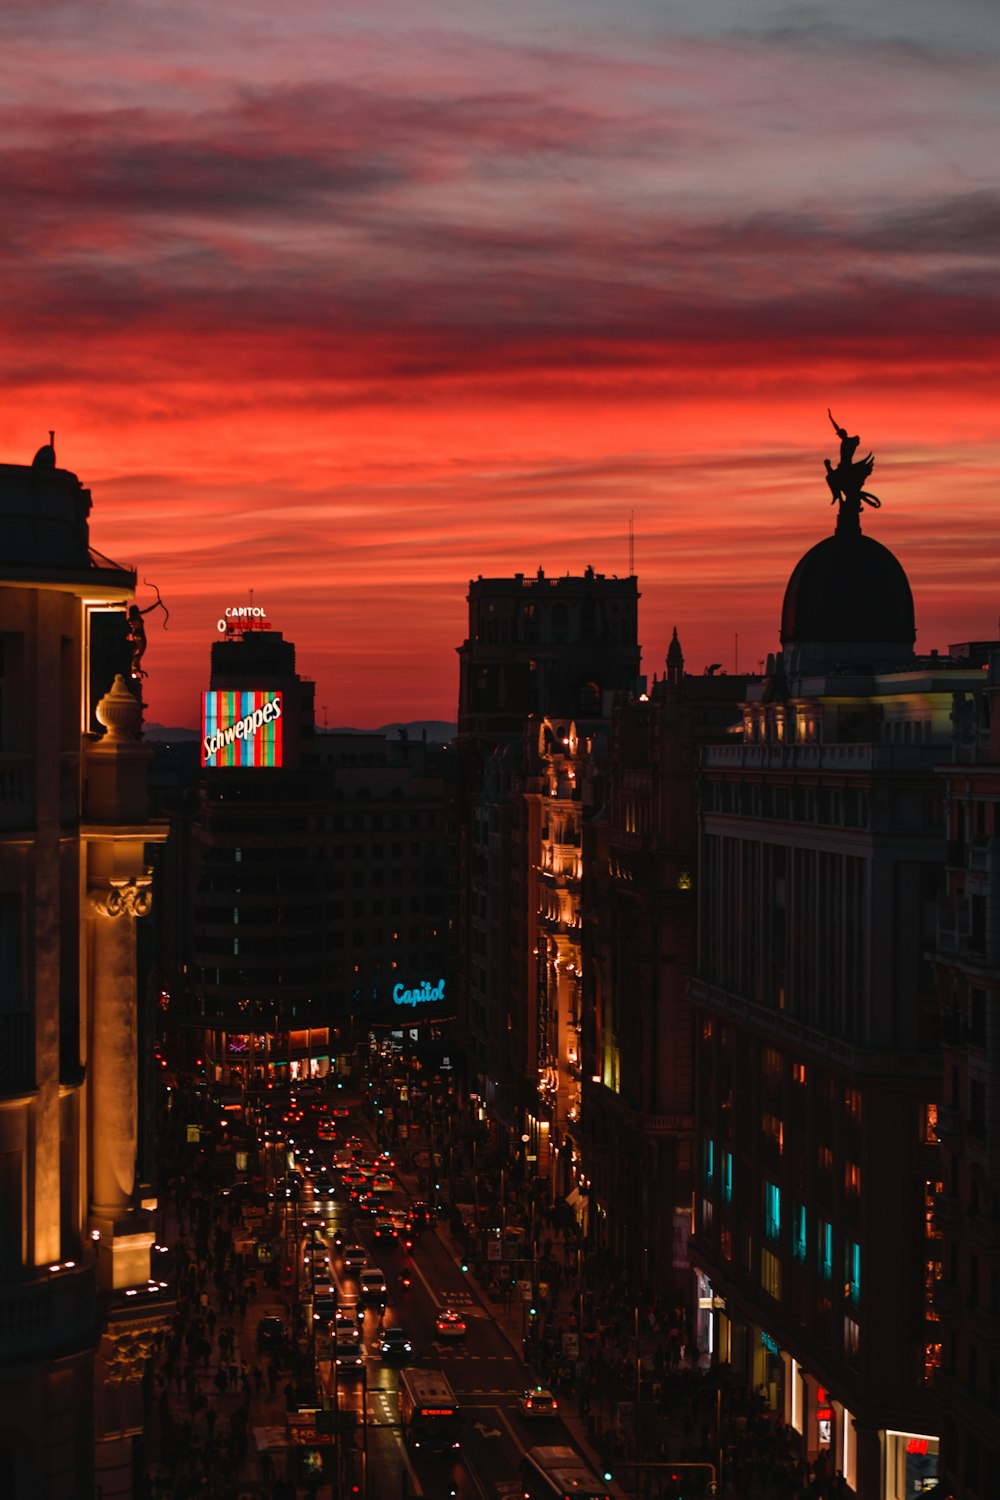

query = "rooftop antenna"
[628,510,635,577]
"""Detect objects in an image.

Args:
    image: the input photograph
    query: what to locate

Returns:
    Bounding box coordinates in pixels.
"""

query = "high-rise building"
[455,568,641,1146]
[579,633,745,1287]
[929,651,1000,1499]
[689,487,993,1499]
[183,621,452,1082]
[0,443,168,1498]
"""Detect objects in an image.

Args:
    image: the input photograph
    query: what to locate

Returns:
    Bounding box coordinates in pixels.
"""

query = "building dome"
[780,507,915,673]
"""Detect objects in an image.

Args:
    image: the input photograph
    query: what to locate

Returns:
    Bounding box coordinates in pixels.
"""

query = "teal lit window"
[764,1181,781,1241]
[845,1240,861,1305]
[793,1205,807,1263]
[704,1137,715,1186]
[722,1150,733,1204]
[819,1220,833,1281]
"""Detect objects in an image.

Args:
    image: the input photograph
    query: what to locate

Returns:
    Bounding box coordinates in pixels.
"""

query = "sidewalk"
[144,1186,327,1499]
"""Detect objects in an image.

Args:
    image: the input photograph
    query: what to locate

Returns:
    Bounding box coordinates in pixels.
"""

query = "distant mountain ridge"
[144,720,457,744]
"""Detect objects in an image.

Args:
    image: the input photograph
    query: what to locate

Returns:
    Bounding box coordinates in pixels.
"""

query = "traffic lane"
[455,1396,581,1500]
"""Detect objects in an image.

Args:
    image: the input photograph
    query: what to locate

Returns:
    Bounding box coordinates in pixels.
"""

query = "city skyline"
[3,0,997,728]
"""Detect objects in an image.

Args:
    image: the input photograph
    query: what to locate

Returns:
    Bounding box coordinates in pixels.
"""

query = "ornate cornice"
[90,875,153,919]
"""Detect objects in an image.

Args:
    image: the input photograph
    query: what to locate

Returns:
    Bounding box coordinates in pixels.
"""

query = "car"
[359,1267,388,1305]
[256,1315,287,1351]
[517,1387,559,1418]
[373,1173,396,1194]
[435,1309,467,1339]
[333,1336,366,1372]
[377,1326,413,1362]
[313,1177,336,1199]
[372,1216,398,1244]
[341,1243,366,1270]
[313,1293,338,1324]
[300,1213,326,1230]
[336,1303,363,1332]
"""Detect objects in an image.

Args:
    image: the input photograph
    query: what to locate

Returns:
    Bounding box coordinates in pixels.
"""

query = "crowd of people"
[141,1090,302,1500]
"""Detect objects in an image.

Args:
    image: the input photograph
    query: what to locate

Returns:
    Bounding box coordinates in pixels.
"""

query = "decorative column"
[84,675,166,1292]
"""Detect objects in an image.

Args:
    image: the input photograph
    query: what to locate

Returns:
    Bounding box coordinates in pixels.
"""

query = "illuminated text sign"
[202,690,283,768]
[217,605,271,634]
[393,978,445,1007]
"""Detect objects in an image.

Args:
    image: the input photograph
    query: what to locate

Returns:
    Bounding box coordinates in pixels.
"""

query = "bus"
[520,1445,613,1500]
[398,1368,461,1456]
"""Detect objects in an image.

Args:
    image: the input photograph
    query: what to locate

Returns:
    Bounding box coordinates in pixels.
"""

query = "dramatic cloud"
[1,0,997,724]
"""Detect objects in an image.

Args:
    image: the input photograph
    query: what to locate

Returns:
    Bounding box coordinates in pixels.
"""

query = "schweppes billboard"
[202,690,283,768]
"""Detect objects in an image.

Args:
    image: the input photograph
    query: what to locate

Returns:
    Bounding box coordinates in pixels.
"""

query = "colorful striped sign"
[201,689,283,767]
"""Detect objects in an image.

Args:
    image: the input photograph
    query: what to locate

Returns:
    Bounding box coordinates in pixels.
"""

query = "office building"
[929,650,1000,1499]
[0,443,168,1498]
[689,488,991,1498]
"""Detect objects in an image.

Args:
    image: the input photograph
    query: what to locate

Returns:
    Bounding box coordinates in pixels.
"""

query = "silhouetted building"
[182,624,451,1081]
[689,495,993,1499]
[929,648,1000,1500]
[579,635,745,1287]
[0,445,168,1499]
[455,568,641,1149]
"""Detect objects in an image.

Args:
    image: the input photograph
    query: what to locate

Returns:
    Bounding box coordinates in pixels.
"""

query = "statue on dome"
[824,410,881,511]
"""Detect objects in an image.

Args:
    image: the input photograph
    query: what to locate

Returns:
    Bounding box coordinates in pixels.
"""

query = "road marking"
[473,1421,501,1439]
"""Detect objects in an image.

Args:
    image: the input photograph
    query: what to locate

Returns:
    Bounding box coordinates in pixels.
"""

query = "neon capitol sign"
[393,978,446,1008]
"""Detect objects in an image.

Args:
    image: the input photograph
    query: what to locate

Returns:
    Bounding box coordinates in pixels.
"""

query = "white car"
[359,1267,388,1304]
[518,1387,559,1418]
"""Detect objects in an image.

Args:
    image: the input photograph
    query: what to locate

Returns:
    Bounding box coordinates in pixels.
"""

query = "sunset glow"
[3,0,997,726]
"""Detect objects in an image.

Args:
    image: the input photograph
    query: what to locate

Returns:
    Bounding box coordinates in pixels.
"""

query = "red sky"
[2,0,997,727]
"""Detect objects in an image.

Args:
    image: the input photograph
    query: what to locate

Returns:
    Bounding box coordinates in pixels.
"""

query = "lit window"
[793,1205,807,1263]
[845,1240,861,1305]
[761,1247,781,1299]
[844,1317,860,1361]
[703,1137,715,1187]
[765,1182,781,1241]
[819,1221,833,1281]
[722,1150,733,1204]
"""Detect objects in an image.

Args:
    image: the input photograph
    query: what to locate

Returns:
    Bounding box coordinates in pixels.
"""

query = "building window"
[722,1150,733,1204]
[761,1247,781,1299]
[819,1220,833,1281]
[845,1239,861,1305]
[765,1181,781,1242]
[844,1162,861,1197]
[793,1205,807,1263]
[703,1137,715,1187]
[844,1317,860,1362]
